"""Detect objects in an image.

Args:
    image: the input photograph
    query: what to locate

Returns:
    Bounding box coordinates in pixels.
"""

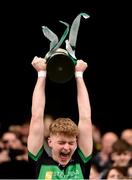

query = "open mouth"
[60,152,70,161]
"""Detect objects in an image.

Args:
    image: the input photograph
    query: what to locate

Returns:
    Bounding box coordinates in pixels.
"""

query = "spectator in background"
[0,139,10,164]
[2,131,23,150]
[0,131,32,178]
[121,128,132,146]
[101,139,132,179]
[1,131,27,161]
[104,166,127,179]
[89,164,100,179]
[9,121,30,147]
[110,139,132,168]
[92,131,118,173]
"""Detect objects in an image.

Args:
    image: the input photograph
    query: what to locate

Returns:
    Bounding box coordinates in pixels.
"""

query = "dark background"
[0,0,131,136]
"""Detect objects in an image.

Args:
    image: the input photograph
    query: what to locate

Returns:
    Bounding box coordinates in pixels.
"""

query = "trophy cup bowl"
[45,48,75,83]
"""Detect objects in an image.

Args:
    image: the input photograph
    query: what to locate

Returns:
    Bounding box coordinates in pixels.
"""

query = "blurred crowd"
[0,121,32,178]
[90,125,132,179]
[0,116,132,179]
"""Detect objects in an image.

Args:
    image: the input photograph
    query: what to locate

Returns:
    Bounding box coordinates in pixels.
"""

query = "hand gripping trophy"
[42,12,90,83]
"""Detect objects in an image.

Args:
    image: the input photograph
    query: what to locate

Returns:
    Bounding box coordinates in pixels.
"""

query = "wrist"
[75,71,83,78]
[38,70,47,78]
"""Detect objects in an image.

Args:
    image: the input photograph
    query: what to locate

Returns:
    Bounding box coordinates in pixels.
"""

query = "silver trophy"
[42,12,90,83]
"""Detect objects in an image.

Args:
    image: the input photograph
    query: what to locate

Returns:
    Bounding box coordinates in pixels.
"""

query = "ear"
[74,144,77,151]
[47,137,52,147]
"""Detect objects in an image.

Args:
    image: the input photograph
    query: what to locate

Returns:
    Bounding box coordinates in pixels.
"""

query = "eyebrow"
[2,140,9,143]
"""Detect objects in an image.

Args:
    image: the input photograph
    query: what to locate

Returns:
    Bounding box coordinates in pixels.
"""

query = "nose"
[63,143,70,150]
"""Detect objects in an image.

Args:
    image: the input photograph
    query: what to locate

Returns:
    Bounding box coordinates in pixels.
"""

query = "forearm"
[75,60,93,155]
[76,77,91,120]
[28,76,46,154]
[31,77,46,119]
[28,57,47,154]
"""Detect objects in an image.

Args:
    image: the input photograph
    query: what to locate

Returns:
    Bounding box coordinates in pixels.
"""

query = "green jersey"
[28,146,92,179]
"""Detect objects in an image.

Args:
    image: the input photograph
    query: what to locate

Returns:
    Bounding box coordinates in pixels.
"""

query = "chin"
[60,162,68,166]
[59,160,70,166]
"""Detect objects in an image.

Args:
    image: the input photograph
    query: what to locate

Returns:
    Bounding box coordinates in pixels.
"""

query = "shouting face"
[48,133,77,166]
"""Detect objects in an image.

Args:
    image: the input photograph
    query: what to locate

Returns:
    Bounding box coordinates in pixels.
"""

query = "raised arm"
[27,56,47,155]
[75,60,93,157]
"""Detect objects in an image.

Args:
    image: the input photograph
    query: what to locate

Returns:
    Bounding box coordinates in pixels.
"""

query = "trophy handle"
[65,12,90,61]
[42,21,69,60]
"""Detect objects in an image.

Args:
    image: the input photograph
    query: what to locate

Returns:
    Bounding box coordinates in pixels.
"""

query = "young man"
[27,56,93,179]
[111,139,132,168]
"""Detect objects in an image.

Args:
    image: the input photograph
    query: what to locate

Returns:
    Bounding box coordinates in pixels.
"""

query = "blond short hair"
[49,118,79,137]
